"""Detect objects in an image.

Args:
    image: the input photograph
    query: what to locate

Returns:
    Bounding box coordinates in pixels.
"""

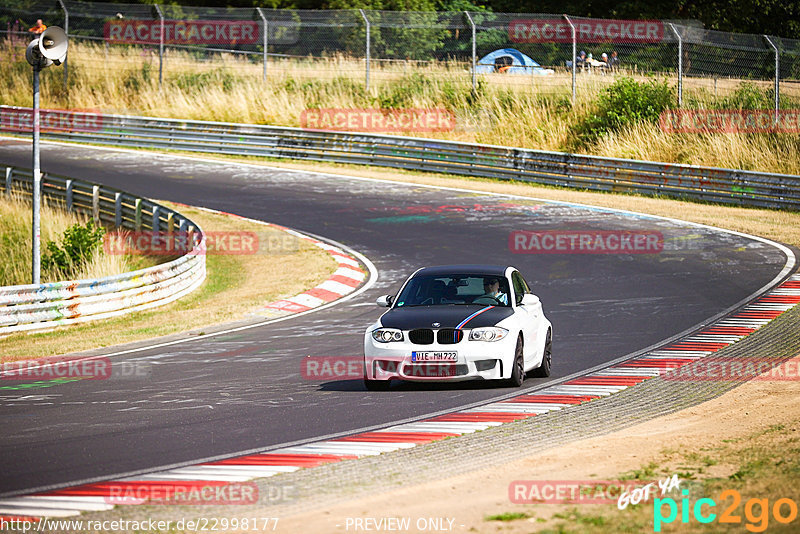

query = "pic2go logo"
[654,489,799,532]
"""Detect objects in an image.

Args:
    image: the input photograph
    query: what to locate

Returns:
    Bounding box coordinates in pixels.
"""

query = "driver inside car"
[480,277,508,305]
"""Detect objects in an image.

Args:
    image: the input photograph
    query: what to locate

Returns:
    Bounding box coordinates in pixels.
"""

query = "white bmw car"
[363,265,552,390]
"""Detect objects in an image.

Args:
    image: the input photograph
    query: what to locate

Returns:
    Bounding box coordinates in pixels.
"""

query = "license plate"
[411,351,457,362]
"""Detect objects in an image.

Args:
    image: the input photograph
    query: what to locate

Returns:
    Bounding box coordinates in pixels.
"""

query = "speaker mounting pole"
[25,26,68,284]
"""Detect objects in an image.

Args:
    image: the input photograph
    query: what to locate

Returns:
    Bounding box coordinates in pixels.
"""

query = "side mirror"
[376,295,394,307]
[521,294,540,307]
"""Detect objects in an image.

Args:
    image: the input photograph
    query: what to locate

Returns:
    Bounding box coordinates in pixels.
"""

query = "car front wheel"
[531,329,552,378]
[507,336,525,387]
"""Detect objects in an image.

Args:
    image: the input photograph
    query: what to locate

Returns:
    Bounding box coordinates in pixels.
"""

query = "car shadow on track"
[316,379,535,392]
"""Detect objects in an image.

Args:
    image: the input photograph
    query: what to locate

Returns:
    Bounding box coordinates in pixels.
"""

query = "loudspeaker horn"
[25,26,68,68]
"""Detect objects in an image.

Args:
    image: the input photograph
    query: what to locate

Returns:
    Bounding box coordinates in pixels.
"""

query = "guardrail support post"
[92,185,100,223]
[135,198,142,230]
[167,212,175,234]
[464,11,476,92]
[151,206,161,251]
[668,23,683,107]
[256,8,268,82]
[563,15,576,104]
[65,179,73,211]
[154,4,165,88]
[359,9,370,91]
[4,167,11,196]
[114,192,123,228]
[764,35,780,125]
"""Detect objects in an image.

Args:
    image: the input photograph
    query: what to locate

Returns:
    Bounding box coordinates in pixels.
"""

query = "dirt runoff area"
[274,364,800,534]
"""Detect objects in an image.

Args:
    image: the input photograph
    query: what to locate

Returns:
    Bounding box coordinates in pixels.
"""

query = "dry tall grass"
[0,193,157,286]
[1,40,798,175]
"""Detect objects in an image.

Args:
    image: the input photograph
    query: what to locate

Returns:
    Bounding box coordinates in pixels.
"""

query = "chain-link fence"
[2,2,798,111]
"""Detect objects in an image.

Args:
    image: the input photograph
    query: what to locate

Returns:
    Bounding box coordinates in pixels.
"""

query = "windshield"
[394,274,511,307]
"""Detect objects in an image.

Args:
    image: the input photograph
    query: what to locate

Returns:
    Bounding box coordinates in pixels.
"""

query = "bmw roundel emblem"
[432,322,441,327]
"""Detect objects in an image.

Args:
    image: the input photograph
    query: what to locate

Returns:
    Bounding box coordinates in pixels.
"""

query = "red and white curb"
[254,230,366,318]
[2,273,797,521]
[178,205,367,319]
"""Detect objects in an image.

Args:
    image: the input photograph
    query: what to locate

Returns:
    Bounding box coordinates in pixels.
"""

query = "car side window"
[511,271,528,305]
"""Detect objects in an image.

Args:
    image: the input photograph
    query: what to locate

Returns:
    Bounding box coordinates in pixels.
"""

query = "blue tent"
[475,48,553,75]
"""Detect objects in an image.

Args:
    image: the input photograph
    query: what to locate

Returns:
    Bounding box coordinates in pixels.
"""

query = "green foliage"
[485,511,531,521]
[0,214,30,286]
[326,0,449,60]
[574,77,675,145]
[283,76,369,108]
[170,69,237,93]
[618,461,661,481]
[716,82,773,110]
[553,508,607,526]
[123,63,149,92]
[42,220,105,278]
[376,73,432,108]
[555,95,573,114]
[372,73,481,110]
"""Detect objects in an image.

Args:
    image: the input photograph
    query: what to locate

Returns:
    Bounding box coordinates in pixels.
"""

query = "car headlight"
[372,328,404,343]
[469,327,508,342]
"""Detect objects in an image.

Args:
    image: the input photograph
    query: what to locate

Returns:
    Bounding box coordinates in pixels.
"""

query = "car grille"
[409,329,434,345]
[408,328,464,345]
[437,328,463,344]
[402,364,469,377]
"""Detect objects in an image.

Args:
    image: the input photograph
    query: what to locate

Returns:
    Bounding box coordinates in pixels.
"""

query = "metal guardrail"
[0,165,206,334]
[2,106,797,211]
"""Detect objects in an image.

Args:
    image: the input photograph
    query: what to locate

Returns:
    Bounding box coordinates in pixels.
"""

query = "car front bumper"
[363,333,516,382]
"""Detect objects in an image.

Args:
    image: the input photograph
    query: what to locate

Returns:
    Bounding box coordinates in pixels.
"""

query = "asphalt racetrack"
[0,140,790,496]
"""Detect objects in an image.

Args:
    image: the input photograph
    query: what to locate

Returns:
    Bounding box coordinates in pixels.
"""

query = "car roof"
[413,264,510,277]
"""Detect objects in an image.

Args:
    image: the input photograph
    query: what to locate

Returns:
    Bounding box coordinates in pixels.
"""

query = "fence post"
[668,23,682,107]
[154,4,165,88]
[256,8,268,82]
[4,167,11,197]
[763,35,780,125]
[464,11,476,92]
[563,15,576,104]
[57,0,68,91]
[359,9,370,91]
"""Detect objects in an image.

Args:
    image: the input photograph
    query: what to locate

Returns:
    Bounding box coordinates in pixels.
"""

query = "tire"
[364,378,391,391]
[507,336,525,387]
[531,329,552,378]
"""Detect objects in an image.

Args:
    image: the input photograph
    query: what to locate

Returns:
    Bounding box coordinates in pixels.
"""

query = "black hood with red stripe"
[379,304,514,330]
